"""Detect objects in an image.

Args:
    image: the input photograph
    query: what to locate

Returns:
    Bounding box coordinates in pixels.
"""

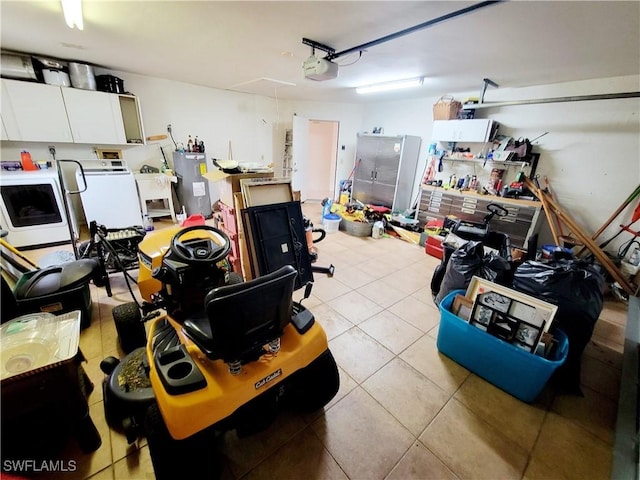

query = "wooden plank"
[524,178,634,295]
[545,195,634,295]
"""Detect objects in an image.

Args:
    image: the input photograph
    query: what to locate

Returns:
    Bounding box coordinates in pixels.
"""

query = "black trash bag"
[512,259,605,395]
[435,241,511,305]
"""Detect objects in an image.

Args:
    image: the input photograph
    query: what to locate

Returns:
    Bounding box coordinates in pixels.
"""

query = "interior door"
[306,120,339,201]
[291,115,309,201]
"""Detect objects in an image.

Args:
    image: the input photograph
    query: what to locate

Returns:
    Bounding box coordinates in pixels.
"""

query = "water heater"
[172,152,212,218]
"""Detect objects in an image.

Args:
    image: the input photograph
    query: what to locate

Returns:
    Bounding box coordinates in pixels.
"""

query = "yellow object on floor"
[388,224,420,244]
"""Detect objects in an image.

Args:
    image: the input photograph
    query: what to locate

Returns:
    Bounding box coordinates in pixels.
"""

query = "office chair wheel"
[144,403,222,480]
[113,302,146,354]
[284,350,340,413]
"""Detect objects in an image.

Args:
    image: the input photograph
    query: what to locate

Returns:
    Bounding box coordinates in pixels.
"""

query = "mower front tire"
[144,403,222,480]
[113,302,146,354]
[285,350,340,413]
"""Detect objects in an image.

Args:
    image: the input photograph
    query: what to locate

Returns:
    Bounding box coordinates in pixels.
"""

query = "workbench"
[418,185,543,249]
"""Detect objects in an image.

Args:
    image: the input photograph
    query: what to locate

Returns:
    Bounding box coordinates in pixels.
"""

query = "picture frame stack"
[452,277,558,354]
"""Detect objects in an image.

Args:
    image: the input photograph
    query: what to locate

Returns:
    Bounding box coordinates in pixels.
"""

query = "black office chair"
[181,265,297,372]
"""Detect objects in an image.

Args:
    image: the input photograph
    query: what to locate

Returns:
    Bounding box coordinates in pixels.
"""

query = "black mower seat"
[182,265,297,363]
[14,259,99,299]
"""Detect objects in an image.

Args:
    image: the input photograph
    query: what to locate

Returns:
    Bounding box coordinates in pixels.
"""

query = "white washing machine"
[75,160,143,229]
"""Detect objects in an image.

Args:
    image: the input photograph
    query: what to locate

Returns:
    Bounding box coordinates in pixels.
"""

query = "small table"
[135,173,178,222]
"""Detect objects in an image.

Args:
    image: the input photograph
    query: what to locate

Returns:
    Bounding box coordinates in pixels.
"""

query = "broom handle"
[591,184,640,240]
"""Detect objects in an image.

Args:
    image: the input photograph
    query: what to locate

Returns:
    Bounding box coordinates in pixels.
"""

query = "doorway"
[292,117,339,202]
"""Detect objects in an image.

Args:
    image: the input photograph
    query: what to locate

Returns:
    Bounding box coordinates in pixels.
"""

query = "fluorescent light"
[356,77,423,94]
[61,0,83,30]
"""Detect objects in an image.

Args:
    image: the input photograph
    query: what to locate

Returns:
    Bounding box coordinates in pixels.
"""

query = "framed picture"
[465,276,557,333]
[96,149,123,160]
[452,294,473,322]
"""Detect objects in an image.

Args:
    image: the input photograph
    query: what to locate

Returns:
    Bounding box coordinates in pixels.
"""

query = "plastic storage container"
[437,290,569,403]
[322,214,341,233]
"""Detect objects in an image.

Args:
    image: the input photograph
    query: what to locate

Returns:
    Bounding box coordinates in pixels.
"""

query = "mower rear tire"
[113,302,146,354]
[285,350,340,413]
[144,403,222,480]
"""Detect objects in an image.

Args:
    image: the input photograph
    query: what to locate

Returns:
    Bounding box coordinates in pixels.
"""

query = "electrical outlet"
[48,145,56,157]
[167,124,172,133]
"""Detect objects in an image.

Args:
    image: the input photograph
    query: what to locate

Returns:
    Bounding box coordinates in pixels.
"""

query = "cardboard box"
[203,170,274,207]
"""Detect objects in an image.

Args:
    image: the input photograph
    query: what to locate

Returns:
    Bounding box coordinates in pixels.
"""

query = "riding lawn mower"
[100,222,340,479]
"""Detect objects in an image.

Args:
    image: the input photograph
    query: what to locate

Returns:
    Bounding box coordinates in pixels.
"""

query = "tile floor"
[12,200,629,480]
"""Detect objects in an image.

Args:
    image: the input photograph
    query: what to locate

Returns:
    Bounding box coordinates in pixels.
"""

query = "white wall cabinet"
[62,88,127,145]
[1,79,74,142]
[432,119,495,142]
[0,78,145,145]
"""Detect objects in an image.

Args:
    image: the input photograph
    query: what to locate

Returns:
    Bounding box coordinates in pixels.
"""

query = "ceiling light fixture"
[356,77,424,94]
[61,0,83,30]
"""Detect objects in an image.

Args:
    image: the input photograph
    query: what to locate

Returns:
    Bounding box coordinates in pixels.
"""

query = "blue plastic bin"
[437,290,569,403]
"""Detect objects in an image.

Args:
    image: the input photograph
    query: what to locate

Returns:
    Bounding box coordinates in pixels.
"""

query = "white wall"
[361,75,640,254]
[2,71,638,258]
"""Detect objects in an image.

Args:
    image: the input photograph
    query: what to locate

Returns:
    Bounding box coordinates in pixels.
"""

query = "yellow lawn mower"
[100,224,340,479]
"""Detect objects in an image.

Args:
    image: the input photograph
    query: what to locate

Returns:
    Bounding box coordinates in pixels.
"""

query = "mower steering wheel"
[487,203,509,217]
[169,225,231,265]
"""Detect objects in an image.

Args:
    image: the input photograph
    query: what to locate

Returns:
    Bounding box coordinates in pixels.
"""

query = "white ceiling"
[1,1,639,104]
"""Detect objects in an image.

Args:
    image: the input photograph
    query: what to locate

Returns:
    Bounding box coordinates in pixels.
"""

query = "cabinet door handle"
[370,171,374,181]
[374,171,378,180]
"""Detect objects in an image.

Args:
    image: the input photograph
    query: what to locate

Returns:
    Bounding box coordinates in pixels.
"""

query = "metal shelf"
[442,157,530,167]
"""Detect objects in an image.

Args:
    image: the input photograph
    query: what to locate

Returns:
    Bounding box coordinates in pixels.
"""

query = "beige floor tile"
[386,441,459,480]
[399,334,469,395]
[82,356,106,405]
[359,310,423,354]
[420,399,529,480]
[312,387,414,479]
[580,354,621,400]
[358,277,410,308]
[598,298,628,326]
[86,466,114,480]
[530,412,613,480]
[112,445,155,479]
[388,295,440,333]
[330,264,376,289]
[324,365,358,412]
[583,338,623,370]
[356,256,402,280]
[222,412,308,478]
[523,456,570,480]
[362,358,449,436]
[384,267,430,295]
[244,428,348,480]
[79,321,104,361]
[329,327,395,383]
[410,285,440,308]
[311,303,354,341]
[592,319,625,347]
[310,275,353,303]
[551,385,618,444]
[327,290,383,325]
[453,374,547,452]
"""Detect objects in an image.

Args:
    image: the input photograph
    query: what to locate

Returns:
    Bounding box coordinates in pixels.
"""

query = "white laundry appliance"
[0,169,72,248]
[75,159,143,229]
